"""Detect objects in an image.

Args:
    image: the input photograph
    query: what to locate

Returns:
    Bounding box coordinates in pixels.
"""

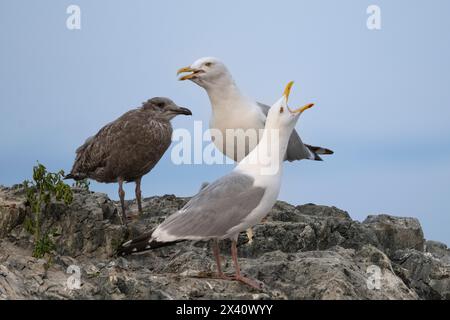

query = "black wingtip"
[313,154,324,161]
[322,148,334,155]
[115,231,185,256]
[64,173,87,181]
[305,145,334,160]
[116,239,183,256]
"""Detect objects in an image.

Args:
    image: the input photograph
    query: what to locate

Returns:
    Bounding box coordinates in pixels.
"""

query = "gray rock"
[363,215,425,255]
[391,249,450,300]
[425,241,450,265]
[4,187,127,259]
[0,186,27,238]
[0,186,447,300]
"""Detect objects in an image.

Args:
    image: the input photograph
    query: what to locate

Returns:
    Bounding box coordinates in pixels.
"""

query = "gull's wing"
[117,171,266,256]
[153,171,266,241]
[257,102,333,162]
[67,109,172,182]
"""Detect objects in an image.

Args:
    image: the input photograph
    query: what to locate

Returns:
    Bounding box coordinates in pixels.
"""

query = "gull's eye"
[157,102,165,108]
[279,107,284,113]
[204,62,213,67]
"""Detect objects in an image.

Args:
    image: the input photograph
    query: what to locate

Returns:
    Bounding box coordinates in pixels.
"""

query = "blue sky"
[1,1,449,244]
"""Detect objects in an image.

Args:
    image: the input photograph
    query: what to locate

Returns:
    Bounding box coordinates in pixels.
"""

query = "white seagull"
[118,82,313,289]
[177,57,332,163]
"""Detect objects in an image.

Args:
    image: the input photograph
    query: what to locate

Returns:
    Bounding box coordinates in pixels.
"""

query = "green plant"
[73,178,90,191]
[33,231,56,258]
[23,163,73,258]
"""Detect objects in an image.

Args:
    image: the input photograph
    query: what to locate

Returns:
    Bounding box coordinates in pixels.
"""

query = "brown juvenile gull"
[177,57,333,242]
[65,97,192,223]
[117,82,313,289]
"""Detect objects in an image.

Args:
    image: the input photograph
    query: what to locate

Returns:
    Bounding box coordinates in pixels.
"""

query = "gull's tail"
[305,144,334,161]
[63,172,87,181]
[116,231,183,256]
[285,128,334,162]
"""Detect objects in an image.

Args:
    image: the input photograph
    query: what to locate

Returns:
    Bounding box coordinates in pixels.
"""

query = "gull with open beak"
[177,57,332,243]
[118,82,314,290]
[177,66,205,81]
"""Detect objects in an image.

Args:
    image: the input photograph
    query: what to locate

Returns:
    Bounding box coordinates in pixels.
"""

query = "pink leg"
[230,240,264,290]
[212,240,231,280]
[118,178,140,224]
[118,178,127,225]
[135,177,143,215]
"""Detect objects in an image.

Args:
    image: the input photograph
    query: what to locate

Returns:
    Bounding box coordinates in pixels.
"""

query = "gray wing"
[257,102,316,161]
[154,172,266,240]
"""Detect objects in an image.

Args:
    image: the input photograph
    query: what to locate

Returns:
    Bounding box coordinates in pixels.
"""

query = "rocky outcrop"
[0,185,449,300]
[363,215,425,255]
[0,186,27,238]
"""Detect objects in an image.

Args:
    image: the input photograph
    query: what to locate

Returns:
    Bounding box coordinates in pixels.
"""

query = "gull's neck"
[236,124,292,177]
[202,77,247,113]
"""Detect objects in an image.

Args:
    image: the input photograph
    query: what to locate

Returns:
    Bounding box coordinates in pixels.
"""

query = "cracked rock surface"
[1,185,449,299]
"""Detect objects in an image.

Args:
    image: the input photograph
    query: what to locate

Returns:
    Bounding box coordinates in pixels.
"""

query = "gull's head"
[142,97,192,121]
[177,57,232,88]
[266,81,314,132]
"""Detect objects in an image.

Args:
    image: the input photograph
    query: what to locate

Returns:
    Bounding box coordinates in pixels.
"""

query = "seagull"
[177,57,333,162]
[65,97,192,224]
[177,57,333,241]
[117,82,313,289]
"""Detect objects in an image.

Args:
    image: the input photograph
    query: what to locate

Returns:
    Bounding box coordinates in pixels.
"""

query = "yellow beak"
[283,81,294,101]
[290,103,314,114]
[177,66,198,81]
[282,81,314,114]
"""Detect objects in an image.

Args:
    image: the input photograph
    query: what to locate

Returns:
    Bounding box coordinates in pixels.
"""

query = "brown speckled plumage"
[66,97,192,222]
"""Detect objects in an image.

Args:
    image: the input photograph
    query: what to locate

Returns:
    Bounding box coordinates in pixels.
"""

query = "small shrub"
[23,162,73,258]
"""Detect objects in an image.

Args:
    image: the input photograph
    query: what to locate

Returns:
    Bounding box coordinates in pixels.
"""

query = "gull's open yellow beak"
[283,81,294,101]
[282,81,314,114]
[177,66,198,81]
[290,103,314,114]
